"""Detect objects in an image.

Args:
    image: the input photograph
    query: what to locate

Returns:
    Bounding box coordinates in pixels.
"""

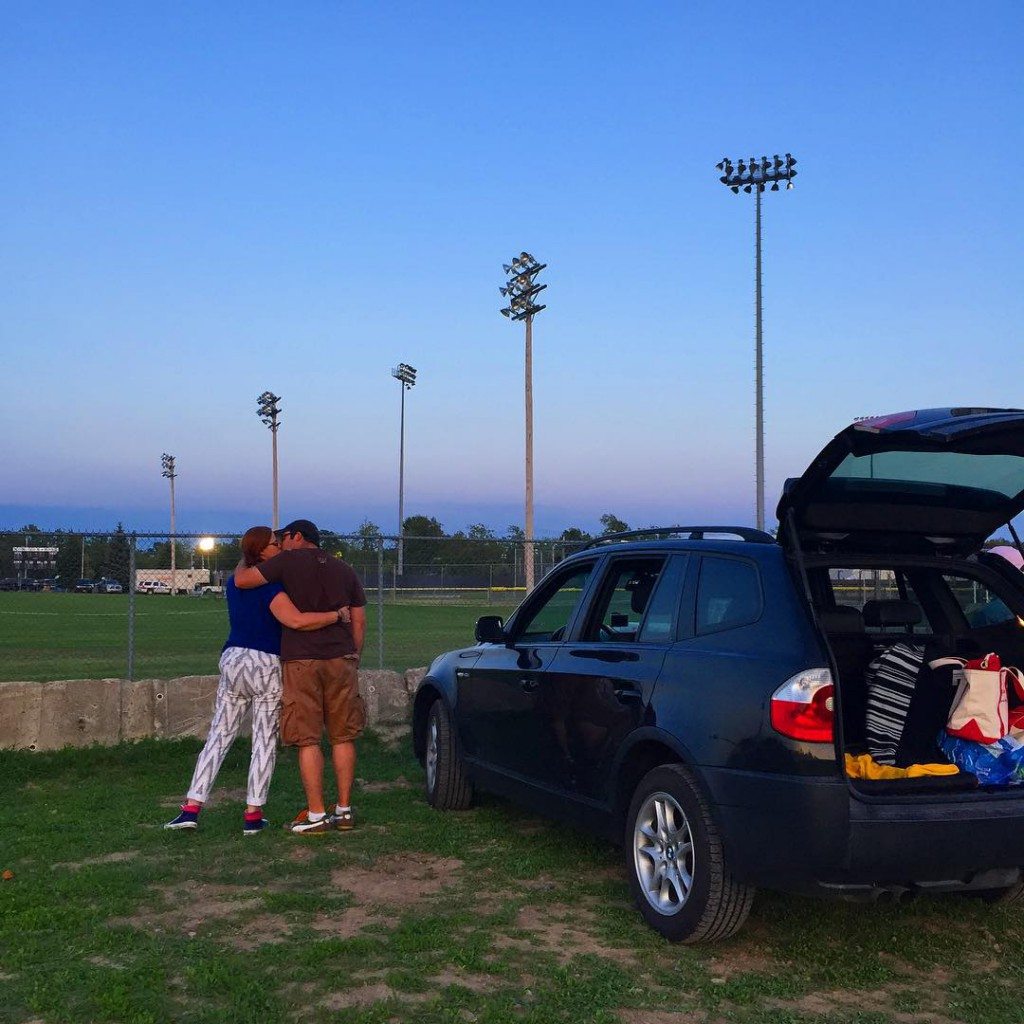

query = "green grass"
[0,593,517,681]
[2,734,1022,1023]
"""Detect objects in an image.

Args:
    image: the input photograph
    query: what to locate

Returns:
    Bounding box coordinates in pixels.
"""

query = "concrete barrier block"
[403,667,428,694]
[154,675,220,740]
[120,679,155,742]
[36,679,121,750]
[0,682,43,751]
[358,669,411,725]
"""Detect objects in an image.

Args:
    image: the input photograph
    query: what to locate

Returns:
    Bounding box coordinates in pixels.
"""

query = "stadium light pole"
[257,391,282,530]
[161,453,177,592]
[391,363,417,576]
[716,153,797,532]
[501,252,547,594]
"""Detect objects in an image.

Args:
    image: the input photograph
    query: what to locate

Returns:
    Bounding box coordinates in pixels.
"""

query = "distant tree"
[559,526,593,544]
[599,513,629,535]
[505,524,525,542]
[402,515,446,567]
[100,524,131,589]
[56,535,85,585]
[467,523,496,541]
[355,518,383,552]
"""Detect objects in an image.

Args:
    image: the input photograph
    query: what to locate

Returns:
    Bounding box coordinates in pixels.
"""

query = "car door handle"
[519,677,540,693]
[613,685,643,704]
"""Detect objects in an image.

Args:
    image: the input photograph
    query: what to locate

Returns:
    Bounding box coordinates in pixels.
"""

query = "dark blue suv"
[413,408,1024,942]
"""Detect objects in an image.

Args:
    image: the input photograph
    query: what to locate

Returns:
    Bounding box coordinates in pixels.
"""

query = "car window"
[827,568,931,634]
[516,562,596,642]
[943,574,1017,629]
[696,556,762,634]
[583,557,667,642]
[639,555,688,643]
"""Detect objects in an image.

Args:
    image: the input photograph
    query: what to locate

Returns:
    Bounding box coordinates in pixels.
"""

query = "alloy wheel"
[426,716,439,793]
[633,790,695,916]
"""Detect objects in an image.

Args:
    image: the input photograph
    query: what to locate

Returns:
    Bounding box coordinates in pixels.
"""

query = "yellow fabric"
[844,753,959,780]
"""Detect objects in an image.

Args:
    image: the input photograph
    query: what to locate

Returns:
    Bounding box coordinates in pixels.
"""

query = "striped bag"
[864,643,927,766]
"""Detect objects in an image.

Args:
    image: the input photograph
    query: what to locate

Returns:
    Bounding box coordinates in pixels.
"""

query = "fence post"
[127,534,137,682]
[488,564,493,606]
[392,564,397,604]
[377,537,384,670]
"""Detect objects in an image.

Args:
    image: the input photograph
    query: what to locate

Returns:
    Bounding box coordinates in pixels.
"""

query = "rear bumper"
[702,767,1024,894]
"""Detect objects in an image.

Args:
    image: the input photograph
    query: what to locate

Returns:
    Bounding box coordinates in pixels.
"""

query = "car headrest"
[626,571,657,614]
[862,599,922,628]
[818,605,865,633]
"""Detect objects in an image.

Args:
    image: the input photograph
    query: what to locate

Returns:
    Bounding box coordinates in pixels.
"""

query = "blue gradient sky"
[2,2,1021,535]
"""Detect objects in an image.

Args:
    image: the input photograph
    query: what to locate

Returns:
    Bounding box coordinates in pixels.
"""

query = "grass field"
[2,733,1023,1024]
[0,593,518,682]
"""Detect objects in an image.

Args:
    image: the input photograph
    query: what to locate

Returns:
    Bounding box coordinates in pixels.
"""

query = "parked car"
[139,580,171,595]
[98,578,123,594]
[413,407,1024,942]
[74,579,98,593]
[19,578,43,592]
[0,578,20,591]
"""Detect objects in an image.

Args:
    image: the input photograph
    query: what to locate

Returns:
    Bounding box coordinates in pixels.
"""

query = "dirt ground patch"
[323,983,430,1009]
[329,854,463,905]
[357,775,413,793]
[618,1012,710,1024]
[768,986,962,1024]
[53,850,139,871]
[497,902,637,966]
[108,883,262,936]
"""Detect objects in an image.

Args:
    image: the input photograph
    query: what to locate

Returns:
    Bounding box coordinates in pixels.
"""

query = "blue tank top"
[223,578,285,655]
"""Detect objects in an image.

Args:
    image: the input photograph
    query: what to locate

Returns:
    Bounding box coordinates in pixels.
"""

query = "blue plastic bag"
[939,732,1024,785]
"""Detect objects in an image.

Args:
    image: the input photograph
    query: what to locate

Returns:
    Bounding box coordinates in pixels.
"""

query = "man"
[235,519,367,834]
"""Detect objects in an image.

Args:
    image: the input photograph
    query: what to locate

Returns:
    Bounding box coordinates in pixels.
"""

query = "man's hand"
[336,606,351,624]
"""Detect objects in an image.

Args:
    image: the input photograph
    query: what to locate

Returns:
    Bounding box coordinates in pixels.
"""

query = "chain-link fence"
[0,529,588,682]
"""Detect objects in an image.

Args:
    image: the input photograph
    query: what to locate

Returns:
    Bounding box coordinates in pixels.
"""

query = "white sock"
[308,811,326,822]
[335,805,350,815]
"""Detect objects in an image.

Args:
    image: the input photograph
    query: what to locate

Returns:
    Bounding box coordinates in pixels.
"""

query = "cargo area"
[809,557,1024,794]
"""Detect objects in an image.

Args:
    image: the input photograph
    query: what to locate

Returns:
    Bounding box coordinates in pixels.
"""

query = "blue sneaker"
[243,815,269,836]
[164,805,200,830]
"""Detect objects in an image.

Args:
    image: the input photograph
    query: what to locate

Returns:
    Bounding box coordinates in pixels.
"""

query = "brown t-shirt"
[257,548,367,662]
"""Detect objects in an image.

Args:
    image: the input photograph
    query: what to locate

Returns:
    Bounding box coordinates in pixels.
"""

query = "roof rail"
[581,525,775,550]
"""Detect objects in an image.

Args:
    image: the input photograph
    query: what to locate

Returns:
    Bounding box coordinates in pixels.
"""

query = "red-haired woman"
[164,526,348,835]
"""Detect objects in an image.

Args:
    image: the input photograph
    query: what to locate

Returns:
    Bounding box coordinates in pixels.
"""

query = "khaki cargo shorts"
[281,656,365,746]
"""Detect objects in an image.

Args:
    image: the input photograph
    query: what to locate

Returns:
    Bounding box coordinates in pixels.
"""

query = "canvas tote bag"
[933,653,1024,744]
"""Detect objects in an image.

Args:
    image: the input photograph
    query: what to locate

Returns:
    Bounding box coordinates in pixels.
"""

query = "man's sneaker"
[243,814,269,836]
[283,809,332,835]
[330,807,355,831]
[164,805,200,830]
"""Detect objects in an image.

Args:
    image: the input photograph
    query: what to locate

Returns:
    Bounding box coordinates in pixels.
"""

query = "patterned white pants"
[186,647,282,807]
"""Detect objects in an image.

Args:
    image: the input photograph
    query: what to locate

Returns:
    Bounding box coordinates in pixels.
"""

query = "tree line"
[0,513,636,584]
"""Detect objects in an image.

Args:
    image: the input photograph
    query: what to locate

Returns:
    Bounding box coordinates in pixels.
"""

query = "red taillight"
[771,669,835,743]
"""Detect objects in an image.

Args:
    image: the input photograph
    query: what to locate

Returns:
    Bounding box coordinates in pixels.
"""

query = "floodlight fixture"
[160,453,178,590]
[500,251,548,592]
[392,361,419,574]
[715,151,799,532]
[256,391,282,529]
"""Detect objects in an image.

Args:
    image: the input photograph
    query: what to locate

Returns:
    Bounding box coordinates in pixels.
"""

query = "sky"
[1,1,1022,536]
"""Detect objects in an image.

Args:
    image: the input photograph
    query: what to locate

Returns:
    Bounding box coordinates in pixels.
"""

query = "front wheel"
[625,764,754,943]
[424,700,473,811]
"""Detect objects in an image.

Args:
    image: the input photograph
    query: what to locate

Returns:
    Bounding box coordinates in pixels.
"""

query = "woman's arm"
[269,592,349,631]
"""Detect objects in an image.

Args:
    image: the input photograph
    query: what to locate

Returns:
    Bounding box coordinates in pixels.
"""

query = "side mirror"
[475,615,506,643]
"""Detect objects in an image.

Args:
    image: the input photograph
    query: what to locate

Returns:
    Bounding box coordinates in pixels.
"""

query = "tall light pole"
[161,453,177,592]
[257,391,282,530]
[391,363,417,576]
[716,153,797,532]
[501,251,547,593]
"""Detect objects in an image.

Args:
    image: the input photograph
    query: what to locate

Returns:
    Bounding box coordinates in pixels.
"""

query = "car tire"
[424,700,473,811]
[625,763,754,943]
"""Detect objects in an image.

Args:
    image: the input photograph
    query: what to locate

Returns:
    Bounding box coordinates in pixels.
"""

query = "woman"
[164,526,348,835]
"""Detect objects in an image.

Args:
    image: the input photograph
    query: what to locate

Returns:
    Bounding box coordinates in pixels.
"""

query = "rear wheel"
[424,700,473,811]
[625,764,754,943]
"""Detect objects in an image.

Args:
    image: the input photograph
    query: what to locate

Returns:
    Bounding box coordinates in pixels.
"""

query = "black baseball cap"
[280,519,320,547]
